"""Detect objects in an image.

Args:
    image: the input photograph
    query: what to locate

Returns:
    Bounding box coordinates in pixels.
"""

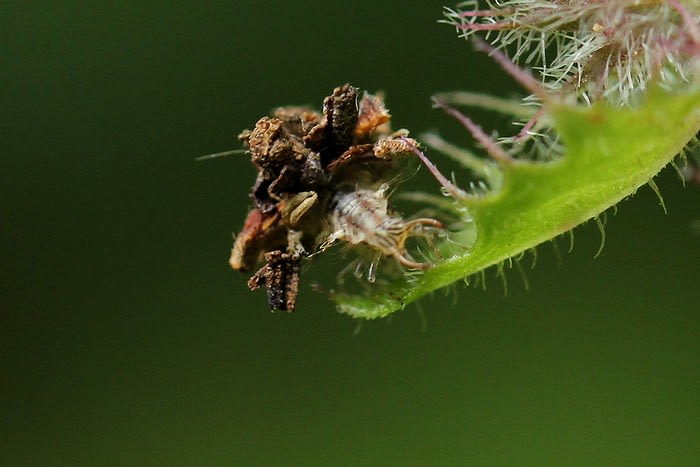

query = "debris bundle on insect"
[230,84,444,312]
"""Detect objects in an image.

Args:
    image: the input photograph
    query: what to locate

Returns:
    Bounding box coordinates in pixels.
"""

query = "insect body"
[328,186,442,270]
[227,84,445,312]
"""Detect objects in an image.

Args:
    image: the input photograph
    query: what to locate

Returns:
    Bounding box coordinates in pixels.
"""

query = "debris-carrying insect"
[228,84,444,311]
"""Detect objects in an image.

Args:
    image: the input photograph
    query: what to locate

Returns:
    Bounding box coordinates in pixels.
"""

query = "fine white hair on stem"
[443,0,700,106]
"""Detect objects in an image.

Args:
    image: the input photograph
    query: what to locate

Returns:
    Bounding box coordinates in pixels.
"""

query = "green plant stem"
[336,84,700,319]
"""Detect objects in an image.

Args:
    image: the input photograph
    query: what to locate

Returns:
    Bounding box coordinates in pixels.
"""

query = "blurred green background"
[3,1,700,465]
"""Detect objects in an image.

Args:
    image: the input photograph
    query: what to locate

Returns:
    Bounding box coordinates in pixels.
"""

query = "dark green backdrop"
[4,2,700,465]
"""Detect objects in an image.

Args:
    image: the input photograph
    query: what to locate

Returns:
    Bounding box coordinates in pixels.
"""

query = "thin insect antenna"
[402,137,471,201]
[472,37,549,102]
[432,97,512,165]
[385,162,421,196]
[195,149,247,161]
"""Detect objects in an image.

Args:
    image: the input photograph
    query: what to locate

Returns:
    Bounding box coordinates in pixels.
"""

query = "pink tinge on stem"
[668,0,700,47]
[459,9,503,18]
[457,22,514,31]
[432,97,512,165]
[401,137,469,201]
[514,107,546,142]
[472,37,548,101]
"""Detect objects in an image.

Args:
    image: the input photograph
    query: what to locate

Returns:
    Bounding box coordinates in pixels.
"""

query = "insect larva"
[326,184,443,270]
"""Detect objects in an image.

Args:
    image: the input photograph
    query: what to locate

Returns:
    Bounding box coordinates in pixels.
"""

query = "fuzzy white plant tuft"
[444,0,700,106]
